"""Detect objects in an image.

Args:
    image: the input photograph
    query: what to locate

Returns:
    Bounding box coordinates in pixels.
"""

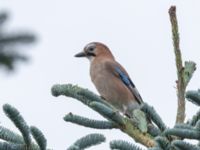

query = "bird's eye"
[88,47,95,52]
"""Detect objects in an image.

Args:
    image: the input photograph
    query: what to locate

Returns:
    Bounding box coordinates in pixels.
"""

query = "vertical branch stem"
[169,6,185,124]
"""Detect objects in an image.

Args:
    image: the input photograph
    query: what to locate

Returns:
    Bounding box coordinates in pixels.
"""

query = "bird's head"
[75,42,114,62]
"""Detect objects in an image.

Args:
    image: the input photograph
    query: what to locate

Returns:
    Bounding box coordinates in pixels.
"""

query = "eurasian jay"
[75,42,143,117]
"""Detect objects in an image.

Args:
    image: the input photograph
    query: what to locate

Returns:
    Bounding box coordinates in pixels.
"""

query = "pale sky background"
[0,1,200,150]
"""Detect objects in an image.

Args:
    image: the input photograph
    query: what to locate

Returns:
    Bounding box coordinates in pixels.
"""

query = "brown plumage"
[75,42,143,117]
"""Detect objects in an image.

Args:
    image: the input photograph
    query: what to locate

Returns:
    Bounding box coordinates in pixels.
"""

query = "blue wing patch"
[115,67,135,87]
[115,66,143,104]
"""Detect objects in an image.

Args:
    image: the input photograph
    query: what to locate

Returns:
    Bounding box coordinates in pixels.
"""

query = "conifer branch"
[0,12,36,71]
[89,101,124,125]
[3,104,32,146]
[0,142,25,150]
[172,140,200,150]
[0,104,50,150]
[154,136,170,150]
[52,84,156,148]
[30,126,47,150]
[51,84,114,110]
[67,133,106,150]
[169,6,196,124]
[141,103,166,131]
[64,113,117,129]
[0,142,40,150]
[0,34,35,46]
[148,147,163,150]
[0,12,8,25]
[0,126,24,144]
[169,6,186,124]
[164,128,200,139]
[174,123,194,130]
[110,140,144,150]
[147,124,161,137]
[189,109,200,126]
[186,90,200,106]
[195,120,200,130]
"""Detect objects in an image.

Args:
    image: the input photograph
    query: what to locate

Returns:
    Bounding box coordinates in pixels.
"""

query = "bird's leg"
[123,105,132,118]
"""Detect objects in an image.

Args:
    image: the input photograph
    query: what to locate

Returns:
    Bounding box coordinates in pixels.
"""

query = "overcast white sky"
[0,1,200,149]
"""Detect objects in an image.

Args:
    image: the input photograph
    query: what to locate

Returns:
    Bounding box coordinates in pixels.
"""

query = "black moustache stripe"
[87,52,96,57]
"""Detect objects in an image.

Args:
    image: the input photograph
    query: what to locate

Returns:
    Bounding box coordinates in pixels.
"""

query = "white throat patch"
[87,56,95,63]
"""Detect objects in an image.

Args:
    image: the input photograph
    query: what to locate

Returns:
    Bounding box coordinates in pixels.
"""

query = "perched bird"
[75,42,143,117]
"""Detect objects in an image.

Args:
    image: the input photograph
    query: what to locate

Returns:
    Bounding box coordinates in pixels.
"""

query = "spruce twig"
[67,133,106,150]
[51,84,114,110]
[0,104,51,150]
[110,140,144,150]
[89,101,124,125]
[186,90,200,106]
[164,128,200,139]
[169,6,186,124]
[174,123,194,130]
[147,124,161,137]
[52,84,156,148]
[0,33,35,46]
[0,12,8,25]
[3,104,31,146]
[0,12,36,71]
[155,136,171,150]
[169,6,196,124]
[30,126,47,150]
[64,113,117,129]
[195,120,200,130]
[0,126,24,144]
[148,147,163,150]
[172,140,200,150]
[141,103,166,131]
[189,109,200,126]
[0,142,25,150]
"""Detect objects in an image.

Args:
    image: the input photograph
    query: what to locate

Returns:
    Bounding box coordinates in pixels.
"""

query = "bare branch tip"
[169,6,176,15]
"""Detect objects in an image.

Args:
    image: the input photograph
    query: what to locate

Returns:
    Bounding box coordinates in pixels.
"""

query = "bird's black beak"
[74,51,87,57]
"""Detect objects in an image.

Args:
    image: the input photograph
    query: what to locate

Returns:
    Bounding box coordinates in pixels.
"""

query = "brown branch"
[169,6,186,124]
[120,118,156,147]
